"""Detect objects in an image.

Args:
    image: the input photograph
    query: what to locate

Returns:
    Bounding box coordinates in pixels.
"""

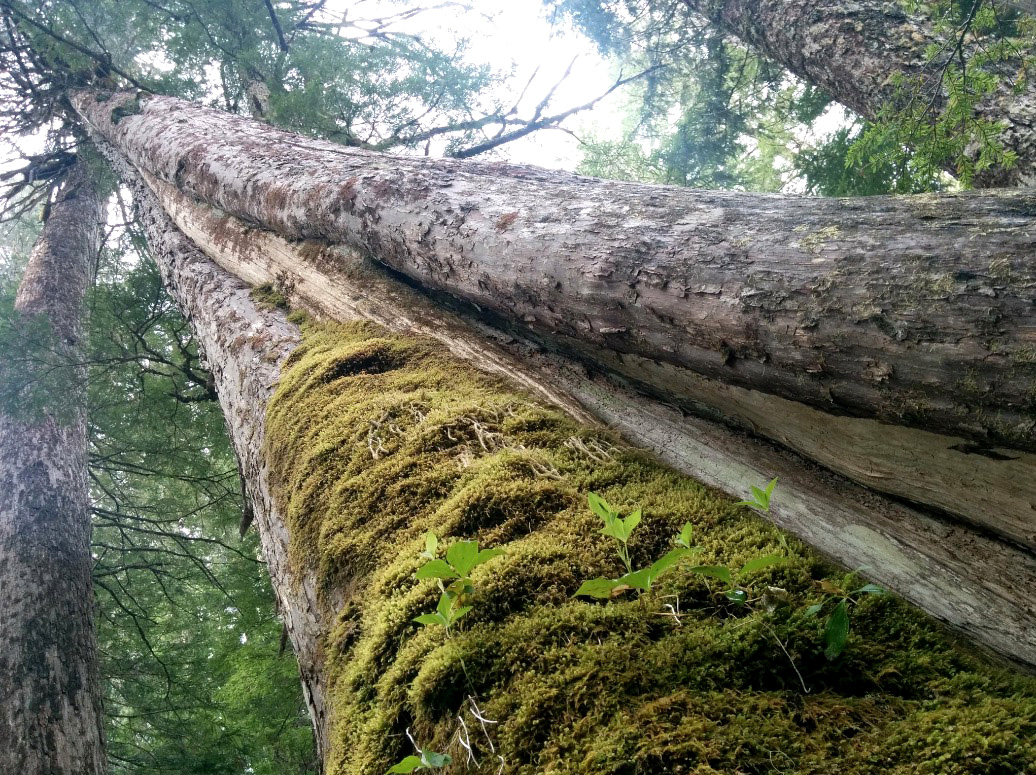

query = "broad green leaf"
[739,554,784,576]
[734,499,762,509]
[619,568,652,591]
[449,605,472,624]
[473,548,504,568]
[420,750,452,768]
[824,600,851,660]
[725,589,748,605]
[689,565,733,585]
[676,522,694,548]
[804,602,825,618]
[852,583,886,596]
[765,477,778,496]
[414,614,444,627]
[599,515,627,542]
[446,541,478,577]
[436,592,453,619]
[387,755,423,773]
[575,578,623,598]
[587,492,614,521]
[416,559,458,581]
[647,548,692,580]
[623,508,642,534]
[422,532,438,559]
[750,485,767,506]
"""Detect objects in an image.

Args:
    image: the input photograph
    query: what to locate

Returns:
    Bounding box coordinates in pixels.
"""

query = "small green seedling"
[735,477,778,512]
[414,533,502,636]
[687,553,786,605]
[575,519,702,598]
[387,729,452,773]
[805,578,887,659]
[587,492,640,574]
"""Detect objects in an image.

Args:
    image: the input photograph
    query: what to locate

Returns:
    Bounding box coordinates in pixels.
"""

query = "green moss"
[265,320,1036,775]
[250,283,291,311]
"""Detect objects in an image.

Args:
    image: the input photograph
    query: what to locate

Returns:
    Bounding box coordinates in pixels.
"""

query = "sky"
[329,0,626,170]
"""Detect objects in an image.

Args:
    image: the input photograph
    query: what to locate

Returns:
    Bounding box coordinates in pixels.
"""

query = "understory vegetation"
[265,319,1036,775]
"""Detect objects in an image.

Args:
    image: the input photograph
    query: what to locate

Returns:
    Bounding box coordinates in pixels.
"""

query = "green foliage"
[798,125,945,196]
[387,748,451,773]
[265,319,1036,774]
[848,0,1031,186]
[414,534,503,636]
[86,257,317,774]
[734,476,778,512]
[805,576,889,659]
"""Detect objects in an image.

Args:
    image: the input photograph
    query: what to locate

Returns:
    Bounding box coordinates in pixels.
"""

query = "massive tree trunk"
[0,161,106,774]
[73,91,1036,551]
[679,0,1036,187]
[80,97,1036,670]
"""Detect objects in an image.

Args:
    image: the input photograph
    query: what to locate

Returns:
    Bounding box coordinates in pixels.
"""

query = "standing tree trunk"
[0,160,106,774]
[679,0,1036,187]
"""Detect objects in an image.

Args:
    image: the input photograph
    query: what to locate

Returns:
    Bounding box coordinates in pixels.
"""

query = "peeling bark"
[680,0,1036,187]
[74,92,1036,454]
[0,161,106,774]
[143,176,1036,670]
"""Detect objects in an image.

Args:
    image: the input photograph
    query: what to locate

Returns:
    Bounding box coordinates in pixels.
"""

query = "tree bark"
[81,135,334,765]
[679,0,1036,187]
[73,92,1036,458]
[0,161,107,774]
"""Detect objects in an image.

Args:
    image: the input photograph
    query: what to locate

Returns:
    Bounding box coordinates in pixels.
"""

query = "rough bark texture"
[0,162,106,774]
[84,137,330,763]
[681,0,1036,187]
[145,176,1036,669]
[74,92,1036,457]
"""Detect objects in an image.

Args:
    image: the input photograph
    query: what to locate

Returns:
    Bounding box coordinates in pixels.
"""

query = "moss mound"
[265,320,1036,775]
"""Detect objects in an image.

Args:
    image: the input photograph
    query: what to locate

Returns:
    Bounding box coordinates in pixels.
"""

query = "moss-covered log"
[146,176,1036,671]
[73,91,1036,457]
[82,95,1036,775]
[266,319,1036,775]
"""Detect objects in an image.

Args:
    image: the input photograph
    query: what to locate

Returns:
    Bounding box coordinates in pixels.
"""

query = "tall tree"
[0,159,106,774]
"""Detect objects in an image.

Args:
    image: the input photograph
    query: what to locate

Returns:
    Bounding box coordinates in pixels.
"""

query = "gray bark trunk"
[73,92,1036,457]
[84,134,331,765]
[680,0,1036,187]
[0,161,107,774]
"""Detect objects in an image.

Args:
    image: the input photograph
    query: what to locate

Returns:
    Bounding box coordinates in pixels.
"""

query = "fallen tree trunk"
[678,0,1036,187]
[74,91,1036,549]
[94,132,1036,775]
[141,170,1036,670]
[0,161,107,774]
